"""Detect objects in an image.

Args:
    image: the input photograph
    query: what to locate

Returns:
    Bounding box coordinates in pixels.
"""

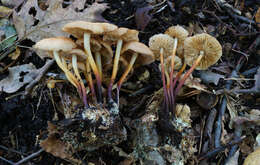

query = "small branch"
[23,59,55,96]
[14,148,44,165]
[198,135,245,161]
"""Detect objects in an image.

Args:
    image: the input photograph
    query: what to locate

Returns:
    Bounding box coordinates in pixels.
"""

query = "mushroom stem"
[169,38,178,109]
[84,61,97,102]
[53,51,79,88]
[108,39,123,100]
[174,51,204,97]
[83,33,102,102]
[72,55,88,107]
[117,53,138,90]
[159,48,170,112]
[95,52,102,81]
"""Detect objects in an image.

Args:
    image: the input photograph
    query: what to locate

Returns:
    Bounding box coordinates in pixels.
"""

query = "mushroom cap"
[76,38,102,52]
[61,48,87,62]
[62,21,118,38]
[148,34,175,60]
[121,41,154,67]
[34,37,77,52]
[103,27,139,43]
[165,25,189,58]
[183,33,222,70]
[165,55,182,72]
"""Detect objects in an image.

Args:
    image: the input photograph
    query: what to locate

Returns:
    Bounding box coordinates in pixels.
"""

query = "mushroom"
[149,34,176,108]
[174,33,222,96]
[76,38,113,81]
[117,41,154,90]
[103,27,139,100]
[62,21,118,102]
[164,25,189,58]
[34,37,78,88]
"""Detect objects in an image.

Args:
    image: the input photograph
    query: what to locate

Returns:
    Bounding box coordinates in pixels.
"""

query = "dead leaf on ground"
[0,6,13,18]
[13,0,109,57]
[135,5,153,31]
[0,63,37,93]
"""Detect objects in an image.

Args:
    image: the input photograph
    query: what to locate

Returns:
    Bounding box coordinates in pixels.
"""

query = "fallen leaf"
[135,5,153,31]
[13,0,109,42]
[0,63,37,93]
[183,73,208,92]
[243,147,260,165]
[0,6,13,18]
[8,47,20,60]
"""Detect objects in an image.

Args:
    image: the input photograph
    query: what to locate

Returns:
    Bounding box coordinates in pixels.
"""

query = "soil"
[1,0,260,164]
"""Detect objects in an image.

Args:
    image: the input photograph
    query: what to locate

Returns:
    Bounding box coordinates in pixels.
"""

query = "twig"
[14,148,44,165]
[214,59,243,148]
[23,59,55,96]
[198,135,245,161]
[0,156,15,165]
[129,85,153,97]
[0,145,27,156]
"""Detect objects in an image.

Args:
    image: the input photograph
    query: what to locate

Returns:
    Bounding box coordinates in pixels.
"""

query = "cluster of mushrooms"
[34,21,155,108]
[148,25,222,119]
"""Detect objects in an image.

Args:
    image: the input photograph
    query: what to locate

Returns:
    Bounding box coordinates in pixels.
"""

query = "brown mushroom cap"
[103,27,139,43]
[62,21,118,38]
[165,55,182,72]
[183,33,222,70]
[148,34,175,60]
[34,37,77,52]
[121,41,154,67]
[76,38,102,52]
[165,25,189,58]
[61,48,87,62]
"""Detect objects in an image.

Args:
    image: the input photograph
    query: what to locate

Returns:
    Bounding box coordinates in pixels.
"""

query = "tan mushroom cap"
[184,33,222,70]
[34,37,77,52]
[61,48,87,62]
[165,25,189,58]
[165,55,182,72]
[121,41,154,67]
[76,38,102,52]
[62,21,118,38]
[256,8,260,28]
[68,62,86,71]
[103,27,139,43]
[148,34,175,60]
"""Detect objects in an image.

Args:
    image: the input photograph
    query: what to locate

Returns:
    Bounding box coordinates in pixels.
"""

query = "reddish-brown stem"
[169,38,178,111]
[174,54,203,96]
[160,48,170,111]
[84,62,97,102]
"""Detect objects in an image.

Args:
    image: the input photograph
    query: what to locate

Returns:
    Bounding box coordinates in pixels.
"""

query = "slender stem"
[159,48,169,113]
[117,53,138,90]
[84,33,102,102]
[169,38,178,108]
[72,55,88,107]
[171,62,186,90]
[108,39,123,100]
[53,51,78,88]
[95,52,102,81]
[85,61,97,102]
[174,52,204,96]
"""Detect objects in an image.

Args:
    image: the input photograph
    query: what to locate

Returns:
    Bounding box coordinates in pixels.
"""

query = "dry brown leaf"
[0,6,13,18]
[40,122,79,163]
[13,0,109,42]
